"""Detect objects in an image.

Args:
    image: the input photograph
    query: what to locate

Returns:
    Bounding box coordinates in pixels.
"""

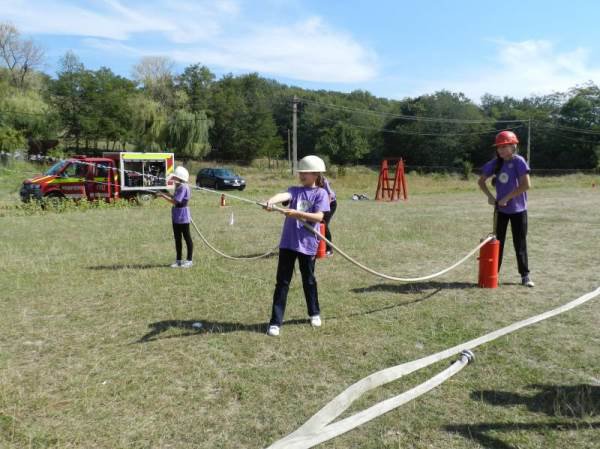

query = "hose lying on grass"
[265,286,600,449]
[190,218,278,261]
[193,186,493,282]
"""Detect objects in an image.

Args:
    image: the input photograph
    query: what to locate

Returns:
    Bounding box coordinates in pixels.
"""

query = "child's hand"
[282,209,300,219]
[497,197,509,207]
[262,200,274,211]
[487,197,496,206]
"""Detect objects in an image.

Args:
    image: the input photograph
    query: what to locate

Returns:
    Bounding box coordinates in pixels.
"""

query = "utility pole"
[287,128,291,170]
[292,95,298,174]
[527,118,532,166]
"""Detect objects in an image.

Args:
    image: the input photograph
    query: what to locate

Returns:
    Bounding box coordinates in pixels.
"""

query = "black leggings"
[270,249,320,326]
[172,222,193,261]
[495,210,529,276]
[322,200,337,252]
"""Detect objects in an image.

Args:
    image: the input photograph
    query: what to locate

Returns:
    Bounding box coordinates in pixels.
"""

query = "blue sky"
[3,0,600,101]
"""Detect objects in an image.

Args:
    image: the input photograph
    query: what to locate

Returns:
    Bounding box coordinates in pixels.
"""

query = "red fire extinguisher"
[478,237,499,288]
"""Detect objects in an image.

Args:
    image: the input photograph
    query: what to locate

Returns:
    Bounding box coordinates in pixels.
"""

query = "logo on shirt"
[498,172,509,184]
[297,199,313,212]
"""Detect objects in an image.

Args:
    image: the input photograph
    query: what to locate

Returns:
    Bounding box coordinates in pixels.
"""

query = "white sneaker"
[181,260,193,268]
[170,260,182,268]
[310,315,322,327]
[267,325,280,336]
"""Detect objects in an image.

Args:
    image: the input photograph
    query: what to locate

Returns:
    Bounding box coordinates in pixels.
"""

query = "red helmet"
[494,130,519,146]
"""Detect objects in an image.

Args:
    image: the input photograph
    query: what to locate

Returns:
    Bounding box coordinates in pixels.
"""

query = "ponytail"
[315,174,325,188]
[491,151,503,187]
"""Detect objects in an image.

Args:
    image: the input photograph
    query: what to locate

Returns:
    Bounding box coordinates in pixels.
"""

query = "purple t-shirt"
[323,178,336,202]
[481,155,530,214]
[279,186,330,255]
[171,183,191,224]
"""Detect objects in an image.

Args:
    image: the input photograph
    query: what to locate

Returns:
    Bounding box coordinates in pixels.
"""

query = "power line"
[3,104,600,138]
[536,122,600,135]
[299,98,525,124]
[540,128,600,145]
[318,117,523,137]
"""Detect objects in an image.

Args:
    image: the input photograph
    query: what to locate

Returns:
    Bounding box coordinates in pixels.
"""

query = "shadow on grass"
[230,251,278,259]
[337,287,443,318]
[88,263,168,270]
[351,281,477,294]
[472,384,600,418]
[138,286,447,343]
[445,384,600,448]
[88,252,276,270]
[445,421,600,449]
[137,318,309,342]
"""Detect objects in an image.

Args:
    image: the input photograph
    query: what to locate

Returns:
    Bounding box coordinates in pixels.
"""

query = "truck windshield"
[46,161,67,176]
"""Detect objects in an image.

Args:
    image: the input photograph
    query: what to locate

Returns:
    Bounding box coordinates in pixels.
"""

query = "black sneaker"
[521,275,535,287]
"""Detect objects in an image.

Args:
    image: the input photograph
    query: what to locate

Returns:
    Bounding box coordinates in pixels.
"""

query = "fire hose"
[44,160,491,279]
[190,218,278,261]
[193,186,493,282]
[265,286,600,448]
[42,162,597,448]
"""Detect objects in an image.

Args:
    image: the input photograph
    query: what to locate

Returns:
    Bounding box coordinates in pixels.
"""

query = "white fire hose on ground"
[265,286,600,448]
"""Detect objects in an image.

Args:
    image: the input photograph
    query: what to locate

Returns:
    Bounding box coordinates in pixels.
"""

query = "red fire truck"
[20,152,175,203]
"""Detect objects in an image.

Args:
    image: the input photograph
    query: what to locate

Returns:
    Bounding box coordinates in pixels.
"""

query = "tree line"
[1,22,599,169]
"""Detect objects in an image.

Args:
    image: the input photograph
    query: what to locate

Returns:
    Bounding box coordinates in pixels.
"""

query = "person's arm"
[478,175,496,205]
[283,209,324,223]
[264,192,293,210]
[158,192,176,205]
[497,174,531,207]
[284,189,328,223]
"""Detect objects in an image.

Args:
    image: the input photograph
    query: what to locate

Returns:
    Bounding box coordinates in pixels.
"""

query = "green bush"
[0,126,26,152]
[461,160,474,180]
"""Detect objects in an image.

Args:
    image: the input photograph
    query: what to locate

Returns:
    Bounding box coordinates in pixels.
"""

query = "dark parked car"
[196,168,246,190]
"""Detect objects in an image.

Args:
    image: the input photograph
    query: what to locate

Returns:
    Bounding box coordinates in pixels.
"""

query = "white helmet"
[169,166,189,182]
[297,155,326,173]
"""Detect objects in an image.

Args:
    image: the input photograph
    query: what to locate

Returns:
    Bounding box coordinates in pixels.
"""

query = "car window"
[95,164,109,178]
[63,162,87,178]
[213,169,234,177]
[46,161,67,176]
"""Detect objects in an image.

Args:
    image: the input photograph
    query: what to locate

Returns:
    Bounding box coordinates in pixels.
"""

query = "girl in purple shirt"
[478,131,533,287]
[263,155,330,336]
[159,166,193,268]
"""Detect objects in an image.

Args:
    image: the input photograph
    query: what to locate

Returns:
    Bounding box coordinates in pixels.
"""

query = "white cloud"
[81,38,142,56]
[1,0,377,83]
[171,17,377,82]
[419,39,600,101]
[1,0,176,40]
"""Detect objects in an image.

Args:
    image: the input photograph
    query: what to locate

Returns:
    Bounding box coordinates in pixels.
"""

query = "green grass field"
[1,162,599,448]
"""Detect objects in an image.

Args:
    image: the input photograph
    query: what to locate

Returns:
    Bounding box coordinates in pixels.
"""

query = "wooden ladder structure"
[375,158,408,201]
